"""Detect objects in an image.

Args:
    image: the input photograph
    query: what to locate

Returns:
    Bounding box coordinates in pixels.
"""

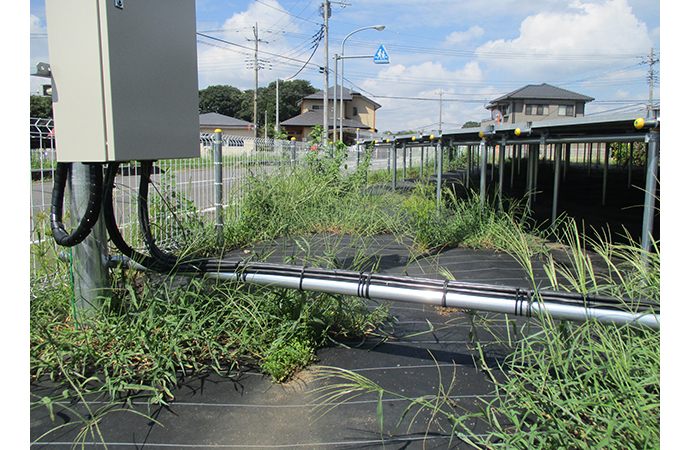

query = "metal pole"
[628,142,634,189]
[67,163,108,322]
[291,137,296,166]
[420,145,424,178]
[253,23,259,138]
[436,139,442,217]
[480,139,487,206]
[339,25,385,141]
[588,142,593,176]
[526,145,534,211]
[387,145,391,174]
[333,54,338,139]
[402,141,407,180]
[275,78,280,135]
[356,128,360,168]
[510,145,517,189]
[466,145,471,185]
[498,138,505,211]
[322,1,329,145]
[641,129,659,258]
[563,143,570,182]
[392,143,397,191]
[214,129,224,249]
[551,143,562,229]
[602,142,609,206]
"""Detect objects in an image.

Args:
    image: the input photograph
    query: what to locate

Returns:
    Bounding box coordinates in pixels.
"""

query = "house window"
[526,105,549,116]
[558,105,574,116]
[311,105,323,110]
[352,107,358,116]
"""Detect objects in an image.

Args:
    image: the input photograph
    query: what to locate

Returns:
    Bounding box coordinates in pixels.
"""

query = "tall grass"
[311,218,660,449]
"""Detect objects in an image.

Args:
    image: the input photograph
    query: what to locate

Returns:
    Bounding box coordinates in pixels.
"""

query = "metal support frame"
[641,129,660,258]
[551,143,562,229]
[498,137,506,211]
[602,142,610,206]
[402,142,407,180]
[392,143,397,191]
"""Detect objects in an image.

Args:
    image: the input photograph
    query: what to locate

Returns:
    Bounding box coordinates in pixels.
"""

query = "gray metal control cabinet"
[46,0,200,162]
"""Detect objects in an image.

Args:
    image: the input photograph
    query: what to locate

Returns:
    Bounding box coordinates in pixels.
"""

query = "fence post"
[214,129,224,249]
[291,137,296,166]
[356,129,360,168]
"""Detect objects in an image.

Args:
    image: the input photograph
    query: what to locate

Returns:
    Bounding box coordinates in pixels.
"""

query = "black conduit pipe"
[50,162,104,247]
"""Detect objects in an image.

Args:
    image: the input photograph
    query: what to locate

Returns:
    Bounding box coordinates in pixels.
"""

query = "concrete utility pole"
[320,1,350,144]
[321,2,330,144]
[438,89,443,135]
[644,47,659,116]
[275,78,280,135]
[249,23,268,138]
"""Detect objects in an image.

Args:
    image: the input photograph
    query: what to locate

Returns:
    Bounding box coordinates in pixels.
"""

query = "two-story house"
[280,86,381,144]
[482,83,594,126]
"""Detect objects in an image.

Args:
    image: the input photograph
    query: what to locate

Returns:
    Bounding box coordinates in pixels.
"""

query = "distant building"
[199,112,253,137]
[281,86,381,144]
[482,83,594,126]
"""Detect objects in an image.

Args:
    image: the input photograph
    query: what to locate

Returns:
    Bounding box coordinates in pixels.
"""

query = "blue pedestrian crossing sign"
[373,45,389,64]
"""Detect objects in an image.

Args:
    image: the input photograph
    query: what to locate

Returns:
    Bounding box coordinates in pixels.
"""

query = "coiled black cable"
[137,160,181,269]
[103,162,171,272]
[50,162,103,247]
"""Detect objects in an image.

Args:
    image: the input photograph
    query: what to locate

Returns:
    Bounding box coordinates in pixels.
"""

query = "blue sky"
[29,0,660,133]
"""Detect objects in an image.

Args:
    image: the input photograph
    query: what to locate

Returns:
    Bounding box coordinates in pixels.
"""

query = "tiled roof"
[199,112,252,127]
[489,83,594,105]
[280,110,369,129]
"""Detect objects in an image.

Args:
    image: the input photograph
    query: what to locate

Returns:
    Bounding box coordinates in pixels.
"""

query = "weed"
[309,219,660,449]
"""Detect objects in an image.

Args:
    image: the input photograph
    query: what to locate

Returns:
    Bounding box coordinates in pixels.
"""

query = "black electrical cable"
[103,162,172,272]
[50,162,104,247]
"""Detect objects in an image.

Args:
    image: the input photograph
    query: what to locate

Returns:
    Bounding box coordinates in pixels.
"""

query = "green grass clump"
[311,219,660,449]
[30,270,389,402]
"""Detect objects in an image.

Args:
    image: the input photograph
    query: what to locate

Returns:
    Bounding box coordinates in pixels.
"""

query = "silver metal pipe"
[641,129,660,257]
[110,254,659,330]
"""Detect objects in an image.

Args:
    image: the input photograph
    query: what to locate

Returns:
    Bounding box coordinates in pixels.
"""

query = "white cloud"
[475,0,652,79]
[30,14,44,34]
[197,0,308,90]
[444,26,484,45]
[360,61,498,132]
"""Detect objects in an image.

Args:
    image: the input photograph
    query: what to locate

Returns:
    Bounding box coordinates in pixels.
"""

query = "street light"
[336,25,385,142]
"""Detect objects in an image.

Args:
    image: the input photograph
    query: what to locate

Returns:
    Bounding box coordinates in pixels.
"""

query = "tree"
[462,121,480,128]
[199,80,317,134]
[30,95,53,118]
[198,85,244,118]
